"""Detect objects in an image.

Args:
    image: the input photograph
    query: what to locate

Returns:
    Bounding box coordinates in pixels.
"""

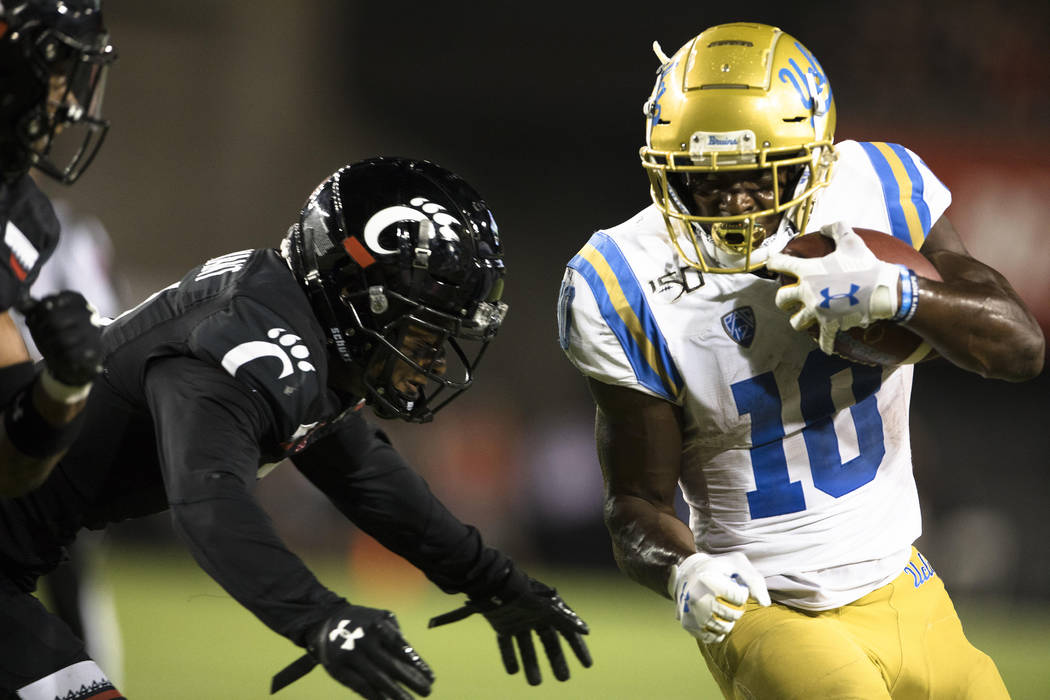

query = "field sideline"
[72,545,1050,699]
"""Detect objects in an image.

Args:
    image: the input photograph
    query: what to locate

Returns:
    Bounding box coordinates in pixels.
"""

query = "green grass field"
[86,546,1050,699]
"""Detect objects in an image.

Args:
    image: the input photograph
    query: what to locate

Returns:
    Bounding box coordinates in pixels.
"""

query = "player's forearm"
[906,255,1044,380]
[0,371,88,496]
[604,493,697,599]
[169,495,345,646]
[0,442,61,495]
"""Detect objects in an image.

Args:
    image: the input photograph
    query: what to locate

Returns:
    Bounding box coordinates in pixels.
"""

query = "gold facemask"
[641,22,837,273]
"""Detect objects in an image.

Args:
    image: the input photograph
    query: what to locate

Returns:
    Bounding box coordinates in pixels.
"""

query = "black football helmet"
[280,157,508,423]
[0,0,116,184]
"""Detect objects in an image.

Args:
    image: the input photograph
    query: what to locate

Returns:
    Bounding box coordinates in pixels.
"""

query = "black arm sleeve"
[291,417,514,598]
[0,360,35,410]
[144,357,345,646]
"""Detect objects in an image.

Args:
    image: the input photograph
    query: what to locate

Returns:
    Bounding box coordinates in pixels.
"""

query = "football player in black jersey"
[0,0,116,497]
[0,157,592,699]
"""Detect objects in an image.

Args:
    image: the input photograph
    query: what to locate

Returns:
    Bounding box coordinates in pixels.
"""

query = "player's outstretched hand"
[767,221,905,354]
[669,551,771,644]
[23,290,104,389]
[428,567,592,686]
[271,604,434,699]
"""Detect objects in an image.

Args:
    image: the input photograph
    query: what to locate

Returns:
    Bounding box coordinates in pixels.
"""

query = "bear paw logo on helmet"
[363,197,462,257]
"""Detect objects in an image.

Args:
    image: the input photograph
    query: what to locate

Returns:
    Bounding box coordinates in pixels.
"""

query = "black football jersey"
[0,248,510,646]
[0,174,60,311]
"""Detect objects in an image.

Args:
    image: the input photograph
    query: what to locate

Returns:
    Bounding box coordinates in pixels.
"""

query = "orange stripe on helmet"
[343,236,376,268]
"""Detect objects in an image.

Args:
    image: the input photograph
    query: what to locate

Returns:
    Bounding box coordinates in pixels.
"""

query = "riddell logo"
[221,328,316,380]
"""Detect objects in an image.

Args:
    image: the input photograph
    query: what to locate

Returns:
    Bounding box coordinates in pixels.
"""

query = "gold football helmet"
[640,22,837,273]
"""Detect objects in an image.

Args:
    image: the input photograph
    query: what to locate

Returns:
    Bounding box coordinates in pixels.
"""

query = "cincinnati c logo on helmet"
[362,197,462,255]
[221,328,316,380]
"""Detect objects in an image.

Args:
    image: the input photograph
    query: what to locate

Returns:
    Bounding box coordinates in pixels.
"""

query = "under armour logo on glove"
[768,222,905,354]
[271,603,434,696]
[819,284,860,308]
[329,619,365,650]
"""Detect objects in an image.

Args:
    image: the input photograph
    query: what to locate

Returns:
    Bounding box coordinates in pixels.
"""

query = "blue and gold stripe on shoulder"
[568,231,682,401]
[858,141,933,250]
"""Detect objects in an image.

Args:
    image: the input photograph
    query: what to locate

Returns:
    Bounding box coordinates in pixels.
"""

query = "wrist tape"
[892,267,920,323]
[3,383,87,458]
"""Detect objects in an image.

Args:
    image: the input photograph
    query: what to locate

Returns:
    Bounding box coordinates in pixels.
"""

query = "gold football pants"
[699,549,1009,699]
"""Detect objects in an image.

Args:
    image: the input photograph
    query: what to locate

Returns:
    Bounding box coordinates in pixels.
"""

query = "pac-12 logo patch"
[221,328,316,380]
[721,306,756,348]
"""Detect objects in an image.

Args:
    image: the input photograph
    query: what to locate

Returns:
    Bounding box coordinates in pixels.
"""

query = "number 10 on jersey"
[731,351,886,519]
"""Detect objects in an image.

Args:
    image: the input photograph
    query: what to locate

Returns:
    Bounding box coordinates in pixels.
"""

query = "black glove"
[271,604,435,699]
[428,566,592,686]
[23,291,103,387]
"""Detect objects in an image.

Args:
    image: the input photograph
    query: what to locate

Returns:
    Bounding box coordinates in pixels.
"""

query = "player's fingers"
[516,631,542,686]
[818,322,838,354]
[496,633,519,675]
[367,647,434,696]
[789,307,816,332]
[563,630,593,668]
[766,252,800,276]
[537,628,570,681]
[705,615,735,636]
[820,221,851,241]
[774,284,801,311]
[731,570,771,607]
[700,629,727,644]
[711,599,745,622]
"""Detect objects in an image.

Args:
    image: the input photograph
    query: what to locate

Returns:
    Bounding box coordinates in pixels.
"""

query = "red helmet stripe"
[343,236,376,268]
[8,254,27,281]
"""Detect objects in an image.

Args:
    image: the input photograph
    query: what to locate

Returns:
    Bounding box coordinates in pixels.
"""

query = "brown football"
[778,228,942,367]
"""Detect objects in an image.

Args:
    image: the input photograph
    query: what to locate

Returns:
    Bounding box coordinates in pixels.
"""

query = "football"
[778,227,942,367]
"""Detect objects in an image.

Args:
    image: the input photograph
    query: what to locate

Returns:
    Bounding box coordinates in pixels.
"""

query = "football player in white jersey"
[558,22,1043,699]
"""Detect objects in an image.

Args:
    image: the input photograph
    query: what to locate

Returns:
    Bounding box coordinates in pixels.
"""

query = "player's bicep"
[143,356,268,503]
[921,215,1017,290]
[589,377,683,510]
[560,266,683,403]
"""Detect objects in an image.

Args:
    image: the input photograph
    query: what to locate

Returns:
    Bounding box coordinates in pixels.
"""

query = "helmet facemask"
[338,286,505,423]
[1,2,116,184]
[647,141,834,272]
[639,23,837,273]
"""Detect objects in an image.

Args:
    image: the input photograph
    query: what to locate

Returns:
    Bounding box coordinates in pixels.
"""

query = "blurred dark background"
[44,1,1050,601]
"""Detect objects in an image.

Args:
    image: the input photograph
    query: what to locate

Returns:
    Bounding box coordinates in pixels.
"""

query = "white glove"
[668,551,771,644]
[767,222,905,354]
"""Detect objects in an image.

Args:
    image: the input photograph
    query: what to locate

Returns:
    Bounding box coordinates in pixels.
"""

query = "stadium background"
[34,1,1049,697]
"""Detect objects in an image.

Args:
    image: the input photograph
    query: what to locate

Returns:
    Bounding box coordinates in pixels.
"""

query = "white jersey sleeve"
[558,226,684,403]
[812,140,951,247]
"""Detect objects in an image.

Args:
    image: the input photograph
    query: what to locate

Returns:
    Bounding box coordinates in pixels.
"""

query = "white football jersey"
[560,140,951,610]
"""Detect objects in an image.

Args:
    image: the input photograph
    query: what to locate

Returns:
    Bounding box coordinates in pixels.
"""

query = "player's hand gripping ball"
[669,551,771,644]
[767,223,942,366]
